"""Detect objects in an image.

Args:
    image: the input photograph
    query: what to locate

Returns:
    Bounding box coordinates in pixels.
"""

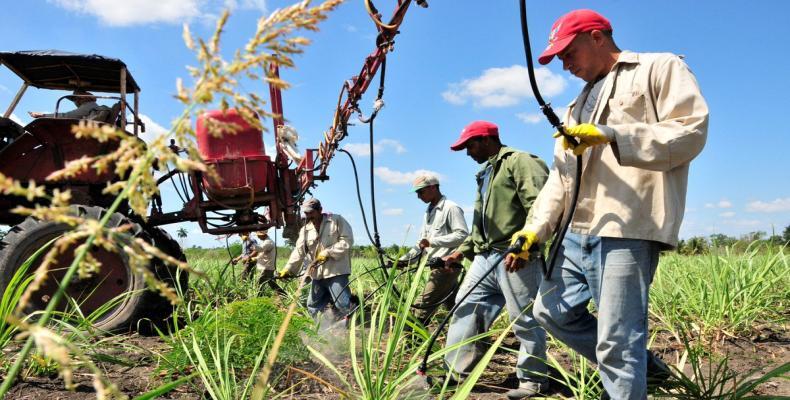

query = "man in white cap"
[397,174,468,323]
[254,230,283,293]
[279,198,354,321]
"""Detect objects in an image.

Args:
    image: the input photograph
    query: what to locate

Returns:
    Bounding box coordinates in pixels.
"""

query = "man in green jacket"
[442,120,549,399]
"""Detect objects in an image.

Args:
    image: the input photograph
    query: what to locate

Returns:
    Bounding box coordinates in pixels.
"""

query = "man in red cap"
[442,120,550,398]
[510,9,709,399]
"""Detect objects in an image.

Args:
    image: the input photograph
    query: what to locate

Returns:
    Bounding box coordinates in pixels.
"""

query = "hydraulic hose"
[518,0,583,281]
[416,237,525,379]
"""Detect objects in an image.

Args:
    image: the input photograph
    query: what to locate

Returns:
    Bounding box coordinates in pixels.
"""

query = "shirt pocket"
[607,93,646,125]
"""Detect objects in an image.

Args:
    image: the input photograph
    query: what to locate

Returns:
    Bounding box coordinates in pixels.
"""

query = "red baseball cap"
[538,9,612,65]
[450,120,499,151]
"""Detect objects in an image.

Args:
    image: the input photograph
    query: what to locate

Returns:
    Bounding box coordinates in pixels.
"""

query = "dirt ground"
[4,326,789,399]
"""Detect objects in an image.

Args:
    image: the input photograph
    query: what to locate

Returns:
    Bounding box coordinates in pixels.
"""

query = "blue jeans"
[444,251,547,383]
[533,233,660,400]
[307,274,352,319]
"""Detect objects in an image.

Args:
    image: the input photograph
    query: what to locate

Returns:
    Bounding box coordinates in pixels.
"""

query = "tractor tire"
[138,225,189,334]
[0,205,186,334]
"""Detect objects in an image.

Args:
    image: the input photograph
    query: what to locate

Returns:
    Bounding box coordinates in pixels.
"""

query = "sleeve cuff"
[597,124,617,142]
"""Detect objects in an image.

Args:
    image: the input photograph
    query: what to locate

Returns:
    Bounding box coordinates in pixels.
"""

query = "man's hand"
[418,238,430,250]
[554,123,612,156]
[442,251,464,268]
[315,250,329,263]
[28,111,44,118]
[504,254,527,272]
[278,269,293,278]
[509,230,538,260]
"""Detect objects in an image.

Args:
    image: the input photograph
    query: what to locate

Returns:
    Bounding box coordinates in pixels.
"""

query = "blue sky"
[2,1,788,248]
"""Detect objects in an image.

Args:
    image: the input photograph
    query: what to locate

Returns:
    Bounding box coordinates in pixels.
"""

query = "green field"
[1,240,788,399]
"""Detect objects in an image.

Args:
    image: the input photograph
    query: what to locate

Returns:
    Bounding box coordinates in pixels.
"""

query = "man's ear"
[590,30,607,47]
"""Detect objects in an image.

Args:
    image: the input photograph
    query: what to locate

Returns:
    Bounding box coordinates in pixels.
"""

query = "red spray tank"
[196,109,273,200]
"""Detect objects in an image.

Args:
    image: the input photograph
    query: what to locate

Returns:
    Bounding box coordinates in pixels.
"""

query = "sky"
[1,0,788,249]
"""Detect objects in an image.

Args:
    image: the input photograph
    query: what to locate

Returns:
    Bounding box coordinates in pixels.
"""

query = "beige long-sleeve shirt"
[255,237,276,271]
[525,51,709,248]
[283,213,354,279]
[401,196,469,261]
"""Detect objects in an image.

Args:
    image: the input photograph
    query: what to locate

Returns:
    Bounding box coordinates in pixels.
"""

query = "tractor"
[0,51,317,332]
[0,0,415,333]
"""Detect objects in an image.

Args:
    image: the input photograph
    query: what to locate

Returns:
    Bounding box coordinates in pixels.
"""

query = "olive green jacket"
[455,146,548,259]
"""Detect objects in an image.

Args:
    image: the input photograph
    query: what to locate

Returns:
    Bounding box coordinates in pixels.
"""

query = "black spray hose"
[416,237,526,379]
[368,62,387,277]
[518,0,583,281]
[345,265,419,318]
[409,271,465,311]
[339,148,377,245]
[335,248,424,299]
[338,255,463,317]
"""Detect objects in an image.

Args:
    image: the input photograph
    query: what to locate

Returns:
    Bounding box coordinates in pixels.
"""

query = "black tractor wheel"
[0,205,187,333]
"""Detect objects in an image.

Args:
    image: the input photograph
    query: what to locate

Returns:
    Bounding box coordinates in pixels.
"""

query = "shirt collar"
[614,50,639,66]
[428,196,446,213]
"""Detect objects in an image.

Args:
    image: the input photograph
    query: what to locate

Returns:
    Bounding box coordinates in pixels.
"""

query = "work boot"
[506,381,548,399]
[647,350,672,388]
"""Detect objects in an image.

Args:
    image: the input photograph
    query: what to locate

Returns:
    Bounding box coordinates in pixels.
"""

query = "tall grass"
[651,244,789,339]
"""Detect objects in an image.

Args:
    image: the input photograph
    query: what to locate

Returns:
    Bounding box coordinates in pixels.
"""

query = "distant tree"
[176,227,188,247]
[740,231,766,243]
[679,236,708,255]
[783,225,790,244]
[767,234,784,245]
[709,233,736,248]
[0,227,6,242]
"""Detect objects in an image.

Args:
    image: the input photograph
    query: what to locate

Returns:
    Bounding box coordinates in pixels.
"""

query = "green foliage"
[162,297,313,374]
[709,233,736,248]
[651,244,789,338]
[677,236,709,255]
[678,224,790,253]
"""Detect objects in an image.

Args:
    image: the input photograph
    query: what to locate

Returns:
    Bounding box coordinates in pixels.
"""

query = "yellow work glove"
[509,230,539,260]
[553,123,611,156]
[315,250,329,263]
[278,269,292,278]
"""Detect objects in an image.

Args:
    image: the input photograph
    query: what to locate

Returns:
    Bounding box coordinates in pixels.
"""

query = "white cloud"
[516,113,542,124]
[515,107,569,125]
[48,0,203,26]
[224,0,267,12]
[719,211,736,218]
[343,139,406,157]
[9,113,23,126]
[344,24,358,33]
[746,197,790,213]
[442,65,568,108]
[374,167,442,185]
[138,114,170,143]
[704,199,732,209]
[383,208,403,216]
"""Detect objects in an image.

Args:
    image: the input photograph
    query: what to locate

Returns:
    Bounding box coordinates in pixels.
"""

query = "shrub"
[162,297,313,373]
